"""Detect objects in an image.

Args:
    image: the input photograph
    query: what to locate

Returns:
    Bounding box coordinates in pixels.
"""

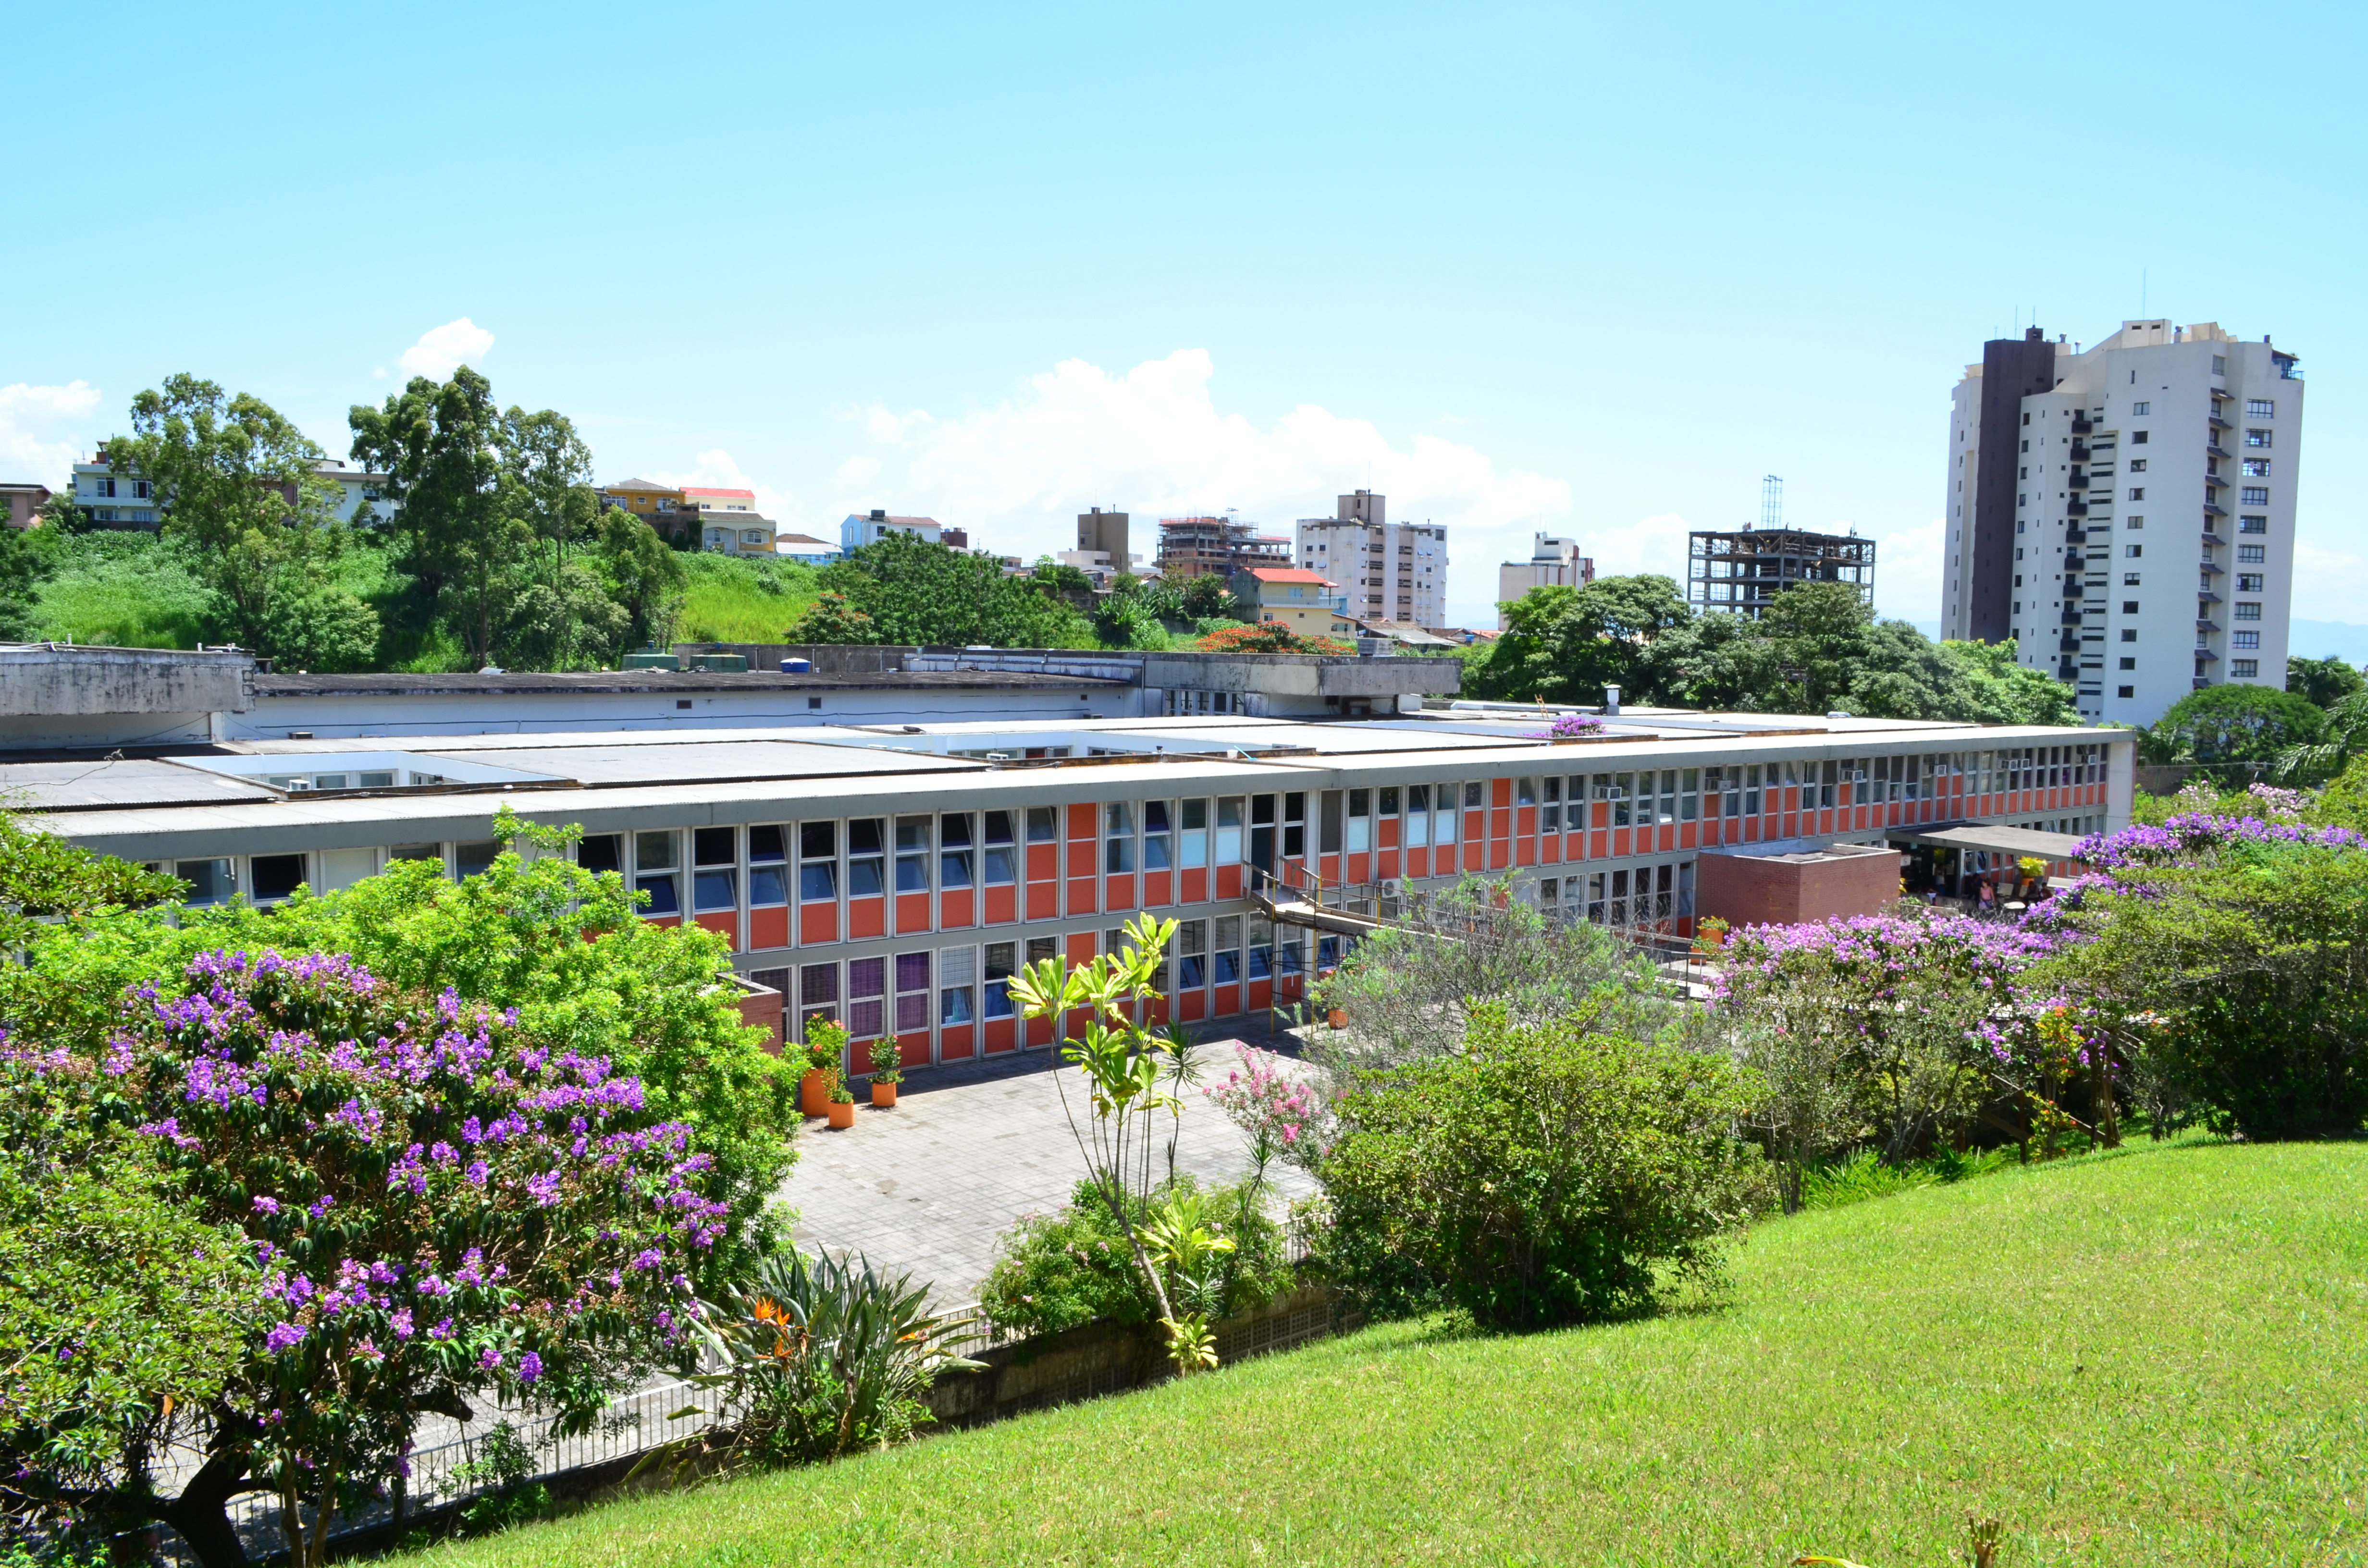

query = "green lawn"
[413,1138,2368,1567]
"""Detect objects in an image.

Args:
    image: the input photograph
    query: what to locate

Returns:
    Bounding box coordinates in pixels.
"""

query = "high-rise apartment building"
[1295,490,1448,626]
[1942,320,2303,726]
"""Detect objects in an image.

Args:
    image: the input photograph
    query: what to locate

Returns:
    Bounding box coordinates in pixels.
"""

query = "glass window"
[635,830,677,872]
[1434,786,1457,845]
[1657,770,1677,825]
[1144,801,1172,870]
[454,840,499,880]
[1181,797,1209,868]
[1541,775,1561,832]
[636,871,679,916]
[1216,797,1244,864]
[177,858,235,905]
[1213,915,1242,985]
[1248,913,1274,980]
[749,824,786,865]
[694,827,735,867]
[1612,773,1632,828]
[1104,803,1134,872]
[894,952,931,1033]
[940,813,974,887]
[751,864,789,906]
[984,943,1016,1018]
[694,870,736,912]
[985,810,1014,848]
[577,834,621,875]
[250,853,306,902]
[1682,769,1699,821]
[1178,918,1208,988]
[1026,806,1058,842]
[939,947,975,1026]
[1406,783,1431,845]
[1745,764,1761,817]
[1346,789,1371,853]
[1464,781,1483,809]
[848,818,885,897]
[1378,786,1398,817]
[895,816,931,892]
[1515,778,1536,807]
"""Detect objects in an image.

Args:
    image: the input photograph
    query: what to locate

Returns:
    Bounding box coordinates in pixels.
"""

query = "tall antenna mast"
[1761,475,1783,532]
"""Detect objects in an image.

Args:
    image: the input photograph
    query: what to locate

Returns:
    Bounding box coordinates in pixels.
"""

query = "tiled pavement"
[782,1017,1324,1305]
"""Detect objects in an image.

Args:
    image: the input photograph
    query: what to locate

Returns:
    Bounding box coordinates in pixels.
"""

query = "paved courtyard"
[783,1020,1324,1305]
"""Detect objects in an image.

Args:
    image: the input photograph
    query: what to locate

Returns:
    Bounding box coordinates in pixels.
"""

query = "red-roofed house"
[1230,566,1355,639]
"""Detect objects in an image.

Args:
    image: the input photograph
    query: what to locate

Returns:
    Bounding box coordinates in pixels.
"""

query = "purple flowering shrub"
[99,947,728,1564]
[1710,911,2093,1194]
[2050,811,2368,1138]
[1523,713,1608,739]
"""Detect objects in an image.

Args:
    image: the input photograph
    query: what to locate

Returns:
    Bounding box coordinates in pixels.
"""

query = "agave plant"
[697,1249,982,1465]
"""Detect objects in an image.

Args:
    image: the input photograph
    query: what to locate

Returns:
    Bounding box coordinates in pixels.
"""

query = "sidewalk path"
[782,1019,1323,1304]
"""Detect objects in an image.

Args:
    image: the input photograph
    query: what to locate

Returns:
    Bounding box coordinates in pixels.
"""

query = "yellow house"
[1233,567,1356,638]
[602,478,687,526]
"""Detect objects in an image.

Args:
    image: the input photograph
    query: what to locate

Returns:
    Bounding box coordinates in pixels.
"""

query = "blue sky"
[4,0,2362,639]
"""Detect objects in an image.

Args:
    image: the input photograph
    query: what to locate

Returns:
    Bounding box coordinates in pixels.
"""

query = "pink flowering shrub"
[1523,713,1608,739]
[95,947,728,1564]
[1205,1046,1325,1179]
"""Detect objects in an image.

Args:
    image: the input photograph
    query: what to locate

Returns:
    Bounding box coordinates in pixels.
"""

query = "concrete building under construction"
[1685,525,1877,618]
[1154,515,1292,581]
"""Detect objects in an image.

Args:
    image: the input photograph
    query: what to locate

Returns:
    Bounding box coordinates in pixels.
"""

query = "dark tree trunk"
[156,1448,253,1568]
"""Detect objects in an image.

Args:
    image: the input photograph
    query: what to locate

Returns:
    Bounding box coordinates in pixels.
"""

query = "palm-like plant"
[1012,914,1238,1373]
[697,1249,980,1464]
[2274,690,2368,784]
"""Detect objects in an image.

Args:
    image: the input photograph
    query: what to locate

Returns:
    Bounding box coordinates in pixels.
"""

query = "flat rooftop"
[9,710,2126,835]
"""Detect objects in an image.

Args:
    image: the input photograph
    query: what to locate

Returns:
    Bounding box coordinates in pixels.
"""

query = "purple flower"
[252,1195,281,1215]
[479,1346,502,1371]
[265,1322,307,1354]
[518,1351,543,1384]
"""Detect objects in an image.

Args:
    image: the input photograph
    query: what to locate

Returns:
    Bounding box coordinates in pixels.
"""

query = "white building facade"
[1295,490,1448,627]
[1942,319,2303,726]
[71,456,396,529]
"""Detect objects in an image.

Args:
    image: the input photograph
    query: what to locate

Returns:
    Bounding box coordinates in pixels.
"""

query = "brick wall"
[1695,845,1901,930]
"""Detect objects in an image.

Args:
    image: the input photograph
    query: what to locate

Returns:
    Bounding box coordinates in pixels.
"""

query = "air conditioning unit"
[1378,878,1404,897]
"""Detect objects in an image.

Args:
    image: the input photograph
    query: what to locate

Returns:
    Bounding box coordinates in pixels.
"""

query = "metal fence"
[166,1376,734,1563]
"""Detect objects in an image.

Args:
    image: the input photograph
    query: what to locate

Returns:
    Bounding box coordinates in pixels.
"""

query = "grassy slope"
[27,532,211,647]
[415,1139,2368,1567]
[676,554,818,645]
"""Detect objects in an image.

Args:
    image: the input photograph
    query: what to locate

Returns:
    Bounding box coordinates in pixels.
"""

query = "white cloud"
[396,318,495,380]
[826,349,1571,610]
[646,449,794,525]
[0,380,102,488]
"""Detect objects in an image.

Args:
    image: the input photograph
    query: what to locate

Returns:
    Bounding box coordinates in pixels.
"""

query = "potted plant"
[802,1018,847,1117]
[868,1035,902,1109]
[826,1075,855,1130]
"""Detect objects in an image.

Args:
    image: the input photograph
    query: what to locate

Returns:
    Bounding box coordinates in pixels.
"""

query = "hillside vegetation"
[412,1138,2368,1567]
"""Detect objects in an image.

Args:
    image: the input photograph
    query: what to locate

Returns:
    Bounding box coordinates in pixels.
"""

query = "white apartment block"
[1942,319,2303,727]
[72,456,395,529]
[1295,490,1448,627]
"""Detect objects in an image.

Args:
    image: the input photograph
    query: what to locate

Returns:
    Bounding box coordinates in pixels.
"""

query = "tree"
[809,533,1095,649]
[595,510,686,655]
[783,589,879,645]
[1467,576,1694,705]
[2287,653,2366,710]
[0,521,60,640]
[1309,876,1655,1073]
[1316,1001,1767,1329]
[2273,692,2368,785]
[102,375,373,660]
[0,810,796,1566]
[2146,683,2325,769]
[1935,637,2081,725]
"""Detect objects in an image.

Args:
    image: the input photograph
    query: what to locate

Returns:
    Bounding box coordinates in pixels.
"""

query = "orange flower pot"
[826,1100,854,1130]
[800,1069,830,1117]
[1328,1008,1347,1029]
[872,1080,898,1109]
